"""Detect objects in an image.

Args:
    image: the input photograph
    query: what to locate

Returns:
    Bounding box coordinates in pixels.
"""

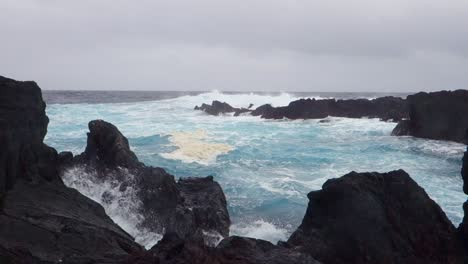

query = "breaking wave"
[230,220,289,243]
[62,166,162,249]
[46,91,465,248]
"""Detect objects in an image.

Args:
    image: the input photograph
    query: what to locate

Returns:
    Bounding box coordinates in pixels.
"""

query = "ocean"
[43,90,466,248]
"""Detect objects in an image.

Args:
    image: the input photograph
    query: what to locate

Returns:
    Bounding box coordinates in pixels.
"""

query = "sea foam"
[46,91,466,248]
[161,130,234,165]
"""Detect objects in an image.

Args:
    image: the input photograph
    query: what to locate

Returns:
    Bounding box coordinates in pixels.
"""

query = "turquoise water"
[45,91,466,246]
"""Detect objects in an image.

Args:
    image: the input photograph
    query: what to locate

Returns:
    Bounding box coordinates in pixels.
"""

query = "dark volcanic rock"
[212,96,408,121]
[392,90,468,143]
[391,119,411,136]
[83,120,142,168]
[458,147,468,250]
[256,97,408,121]
[463,148,468,195]
[0,180,141,264]
[0,76,142,263]
[287,170,464,264]
[195,100,239,116]
[195,100,253,116]
[177,176,230,244]
[251,104,276,117]
[0,76,60,194]
[123,233,320,264]
[69,120,230,242]
[58,151,74,168]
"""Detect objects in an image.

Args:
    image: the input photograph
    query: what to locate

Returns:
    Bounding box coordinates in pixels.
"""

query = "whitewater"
[44,91,466,249]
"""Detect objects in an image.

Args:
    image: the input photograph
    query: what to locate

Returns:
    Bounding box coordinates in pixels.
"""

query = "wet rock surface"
[2,75,468,263]
[287,170,464,264]
[197,96,408,121]
[69,119,231,242]
[123,233,320,264]
[457,146,468,251]
[0,76,59,194]
[0,76,142,263]
[392,90,468,143]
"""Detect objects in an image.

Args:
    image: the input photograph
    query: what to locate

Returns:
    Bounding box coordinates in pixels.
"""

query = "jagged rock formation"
[123,233,320,264]
[195,100,252,116]
[197,97,408,121]
[458,146,468,250]
[2,75,467,263]
[68,120,230,243]
[392,90,468,143]
[287,170,464,264]
[0,76,141,263]
[390,119,411,136]
[0,76,59,194]
[253,97,407,121]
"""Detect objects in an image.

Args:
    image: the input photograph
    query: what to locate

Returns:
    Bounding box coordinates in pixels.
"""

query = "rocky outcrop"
[0,76,142,263]
[287,170,464,264]
[195,101,238,115]
[390,119,411,136]
[76,120,142,168]
[197,97,408,121]
[3,75,467,263]
[463,149,468,194]
[195,100,253,116]
[69,120,230,243]
[0,180,141,264]
[124,233,320,264]
[392,90,468,143]
[0,76,59,195]
[251,103,275,117]
[458,147,468,250]
[254,97,408,121]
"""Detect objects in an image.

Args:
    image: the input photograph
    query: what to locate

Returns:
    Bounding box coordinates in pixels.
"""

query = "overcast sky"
[1,0,468,92]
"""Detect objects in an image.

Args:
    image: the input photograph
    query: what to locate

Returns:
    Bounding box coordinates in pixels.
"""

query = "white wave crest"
[62,166,162,249]
[230,220,289,244]
[162,90,327,109]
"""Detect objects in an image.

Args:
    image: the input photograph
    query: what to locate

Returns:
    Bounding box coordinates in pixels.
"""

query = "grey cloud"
[1,0,468,91]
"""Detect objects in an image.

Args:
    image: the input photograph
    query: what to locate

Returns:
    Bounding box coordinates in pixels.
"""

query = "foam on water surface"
[45,91,466,247]
[161,130,234,165]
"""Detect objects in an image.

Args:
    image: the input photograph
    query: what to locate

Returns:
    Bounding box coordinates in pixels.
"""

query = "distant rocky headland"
[195,90,468,144]
[195,96,408,121]
[1,75,468,263]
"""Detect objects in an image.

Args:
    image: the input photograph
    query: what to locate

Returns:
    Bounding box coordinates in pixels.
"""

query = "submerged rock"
[287,170,464,264]
[392,90,468,143]
[0,76,141,263]
[69,119,230,242]
[123,233,320,264]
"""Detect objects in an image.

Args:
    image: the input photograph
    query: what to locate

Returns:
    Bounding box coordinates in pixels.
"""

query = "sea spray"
[62,166,162,248]
[230,220,289,243]
[47,91,466,243]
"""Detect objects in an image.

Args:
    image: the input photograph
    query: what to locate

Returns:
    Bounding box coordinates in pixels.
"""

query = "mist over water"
[44,91,465,247]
